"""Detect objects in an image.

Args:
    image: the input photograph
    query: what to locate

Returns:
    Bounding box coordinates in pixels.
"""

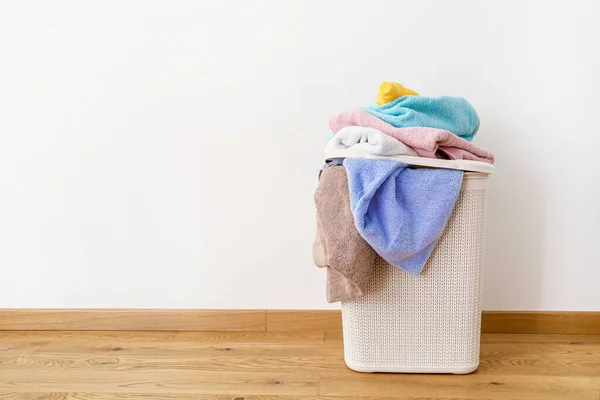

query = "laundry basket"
[325,150,493,374]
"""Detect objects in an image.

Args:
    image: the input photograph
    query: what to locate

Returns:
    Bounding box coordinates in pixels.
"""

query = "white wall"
[1,0,599,311]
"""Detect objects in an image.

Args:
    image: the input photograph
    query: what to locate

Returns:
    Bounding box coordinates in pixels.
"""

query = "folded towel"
[330,110,494,163]
[366,96,480,141]
[344,158,463,275]
[325,126,419,157]
[314,165,378,302]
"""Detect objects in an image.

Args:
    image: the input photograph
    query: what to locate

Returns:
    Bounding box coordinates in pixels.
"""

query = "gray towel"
[313,166,377,303]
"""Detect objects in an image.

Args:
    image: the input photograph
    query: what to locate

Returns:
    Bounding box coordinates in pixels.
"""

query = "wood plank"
[481,342,600,360]
[318,374,600,400]
[0,336,341,359]
[0,370,319,395]
[0,354,345,374]
[0,330,325,344]
[0,309,266,332]
[481,311,600,335]
[480,333,600,343]
[0,395,428,400]
[0,396,250,400]
[0,331,342,374]
[0,395,244,400]
[266,310,341,332]
[0,395,501,400]
[477,357,600,377]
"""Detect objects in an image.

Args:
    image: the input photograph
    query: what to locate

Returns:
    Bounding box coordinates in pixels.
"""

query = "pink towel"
[329,110,495,164]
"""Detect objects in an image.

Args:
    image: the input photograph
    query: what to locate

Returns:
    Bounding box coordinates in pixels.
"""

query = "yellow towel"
[376,82,419,105]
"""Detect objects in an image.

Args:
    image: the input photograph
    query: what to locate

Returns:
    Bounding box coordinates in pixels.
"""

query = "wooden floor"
[0,331,599,400]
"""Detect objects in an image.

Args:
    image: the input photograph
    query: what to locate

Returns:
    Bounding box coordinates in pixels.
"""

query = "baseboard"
[0,309,598,334]
[0,309,267,332]
[481,311,600,335]
[266,310,342,331]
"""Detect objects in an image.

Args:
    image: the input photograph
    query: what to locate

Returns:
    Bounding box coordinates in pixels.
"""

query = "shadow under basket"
[341,173,488,374]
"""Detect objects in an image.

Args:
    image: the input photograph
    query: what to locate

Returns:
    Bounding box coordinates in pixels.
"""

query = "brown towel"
[313,166,377,303]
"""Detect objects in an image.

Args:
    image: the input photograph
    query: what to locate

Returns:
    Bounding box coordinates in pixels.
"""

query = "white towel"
[325,126,418,157]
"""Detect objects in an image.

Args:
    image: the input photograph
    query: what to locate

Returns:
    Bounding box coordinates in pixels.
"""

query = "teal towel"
[365,96,480,142]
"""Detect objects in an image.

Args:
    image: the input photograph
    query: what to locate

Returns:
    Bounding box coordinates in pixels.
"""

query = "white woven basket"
[341,173,489,374]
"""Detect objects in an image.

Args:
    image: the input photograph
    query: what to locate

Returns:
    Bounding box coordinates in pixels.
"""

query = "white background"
[1,0,599,310]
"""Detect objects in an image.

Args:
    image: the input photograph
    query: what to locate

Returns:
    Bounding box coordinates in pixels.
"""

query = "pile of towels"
[313,82,494,303]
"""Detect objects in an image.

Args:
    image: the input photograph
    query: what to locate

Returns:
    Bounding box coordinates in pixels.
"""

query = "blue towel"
[365,96,480,142]
[344,158,463,275]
